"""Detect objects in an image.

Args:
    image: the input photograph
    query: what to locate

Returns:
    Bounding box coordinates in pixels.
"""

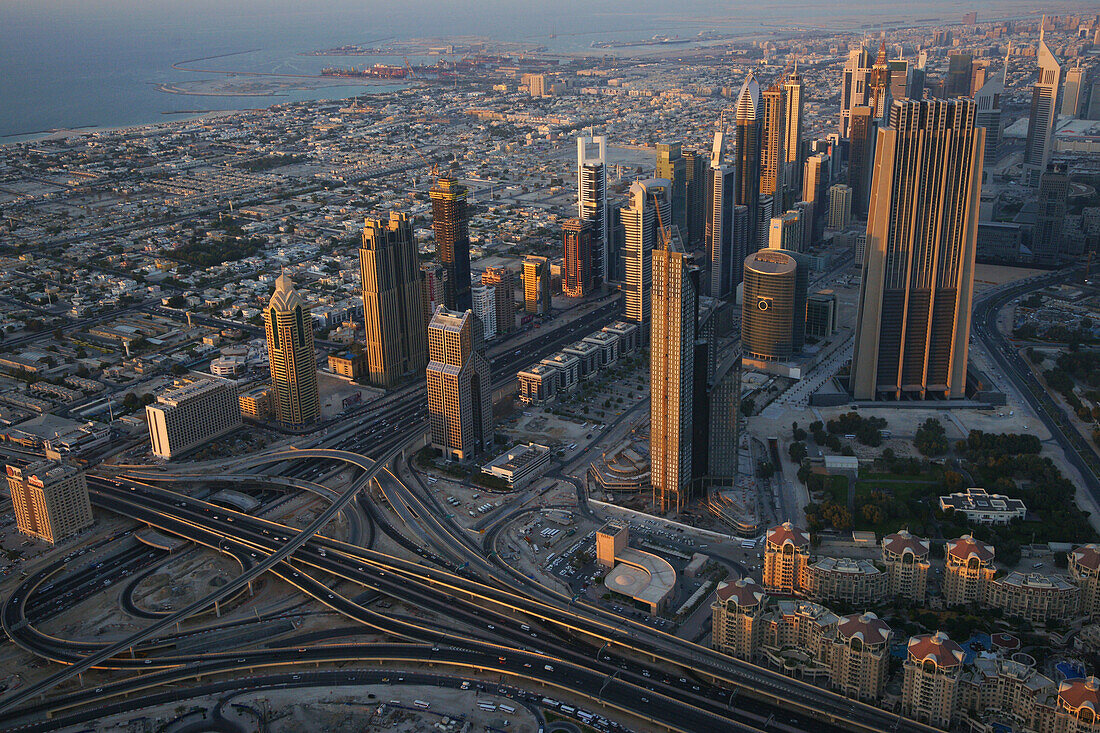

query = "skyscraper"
[651,229,698,515]
[760,81,785,206]
[1023,22,1062,187]
[419,263,447,328]
[562,218,593,297]
[783,64,805,202]
[522,255,551,315]
[471,283,497,339]
[426,306,492,461]
[264,273,320,426]
[974,66,1005,164]
[847,106,875,218]
[655,142,688,236]
[868,43,891,118]
[578,135,609,284]
[851,99,984,401]
[431,177,472,311]
[480,266,516,335]
[734,73,762,250]
[707,132,738,298]
[6,453,93,545]
[1034,163,1070,265]
[741,249,806,363]
[888,58,909,103]
[768,212,802,253]
[828,184,853,229]
[623,178,669,325]
[946,52,975,97]
[840,46,873,138]
[1063,65,1086,117]
[802,153,830,244]
[360,212,427,389]
[684,148,709,246]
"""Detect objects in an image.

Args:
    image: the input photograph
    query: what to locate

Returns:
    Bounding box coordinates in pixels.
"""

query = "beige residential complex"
[850,98,983,401]
[830,612,893,701]
[1055,677,1100,733]
[264,273,320,426]
[650,238,697,515]
[522,256,551,315]
[146,377,241,459]
[1070,544,1100,618]
[803,556,887,607]
[986,571,1079,624]
[763,522,811,594]
[6,454,93,545]
[901,632,966,730]
[360,212,427,389]
[711,578,767,660]
[942,534,996,606]
[480,266,516,335]
[881,530,931,602]
[425,306,492,461]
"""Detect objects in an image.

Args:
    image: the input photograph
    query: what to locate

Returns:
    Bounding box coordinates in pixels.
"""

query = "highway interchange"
[0,297,946,733]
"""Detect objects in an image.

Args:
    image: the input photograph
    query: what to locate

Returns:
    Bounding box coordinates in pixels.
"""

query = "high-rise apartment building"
[650,230,697,514]
[1070,544,1100,618]
[1034,163,1070,264]
[851,99,984,401]
[840,46,872,139]
[974,68,1005,164]
[431,177,472,311]
[783,64,805,201]
[706,132,740,299]
[622,178,669,325]
[828,184,852,229]
[711,578,768,660]
[480,266,516,335]
[426,306,492,461]
[901,633,965,730]
[655,142,688,236]
[881,531,931,602]
[522,255,551,315]
[767,212,802,253]
[847,106,874,217]
[684,148,709,246]
[759,81,785,205]
[471,283,497,340]
[734,74,763,250]
[1023,24,1062,187]
[578,135,609,284]
[742,250,806,363]
[802,153,830,244]
[419,263,447,328]
[562,218,593,298]
[763,521,811,594]
[360,212,427,389]
[942,534,996,606]
[146,377,241,459]
[264,273,320,426]
[6,453,93,545]
[1062,64,1086,117]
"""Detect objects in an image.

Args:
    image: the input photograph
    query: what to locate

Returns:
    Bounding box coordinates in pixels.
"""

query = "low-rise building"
[603,321,639,355]
[562,340,600,379]
[480,443,551,489]
[239,385,272,421]
[146,378,241,459]
[939,487,1027,525]
[5,452,94,545]
[328,350,367,380]
[517,363,559,405]
[803,556,888,607]
[986,571,1080,624]
[540,352,580,392]
[582,330,620,368]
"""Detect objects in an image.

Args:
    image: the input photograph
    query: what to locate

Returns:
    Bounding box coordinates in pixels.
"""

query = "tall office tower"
[734,73,763,249]
[360,212,427,389]
[471,283,497,339]
[768,212,802,252]
[5,453,93,545]
[847,106,875,218]
[802,153,830,244]
[146,378,241,459]
[622,178,669,325]
[888,58,909,102]
[969,61,988,98]
[868,43,891,117]
[562,218,593,297]
[264,273,320,426]
[974,69,1005,163]
[840,46,873,138]
[1034,163,1070,264]
[431,177,472,311]
[480,266,516,335]
[655,142,688,235]
[706,132,737,298]
[795,200,814,251]
[578,135,609,285]
[607,200,627,282]
[946,52,975,97]
[1023,22,1062,187]
[684,149,708,246]
[419,263,447,328]
[851,99,984,401]
[757,195,775,251]
[741,249,807,362]
[907,56,927,102]
[828,184,853,229]
[425,306,492,461]
[1063,65,1086,117]
[783,64,805,201]
[760,81,786,206]
[650,230,698,514]
[522,255,551,315]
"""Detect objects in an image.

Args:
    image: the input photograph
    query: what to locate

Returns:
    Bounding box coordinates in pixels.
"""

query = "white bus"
[413,700,430,709]
[499,704,516,714]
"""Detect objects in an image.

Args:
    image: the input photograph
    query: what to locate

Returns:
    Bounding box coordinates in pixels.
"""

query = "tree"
[915,418,948,457]
[740,397,755,417]
[788,442,808,463]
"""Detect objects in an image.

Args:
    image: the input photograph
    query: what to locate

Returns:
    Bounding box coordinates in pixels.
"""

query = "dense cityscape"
[4,5,1100,733]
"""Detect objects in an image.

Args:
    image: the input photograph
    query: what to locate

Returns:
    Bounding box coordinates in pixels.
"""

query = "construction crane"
[403,56,416,79]
[652,193,672,250]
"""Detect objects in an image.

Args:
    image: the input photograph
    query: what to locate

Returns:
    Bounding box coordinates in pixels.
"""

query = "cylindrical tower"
[742,249,798,362]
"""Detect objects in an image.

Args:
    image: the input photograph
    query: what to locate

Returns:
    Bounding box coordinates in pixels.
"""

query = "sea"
[0,0,1076,144]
